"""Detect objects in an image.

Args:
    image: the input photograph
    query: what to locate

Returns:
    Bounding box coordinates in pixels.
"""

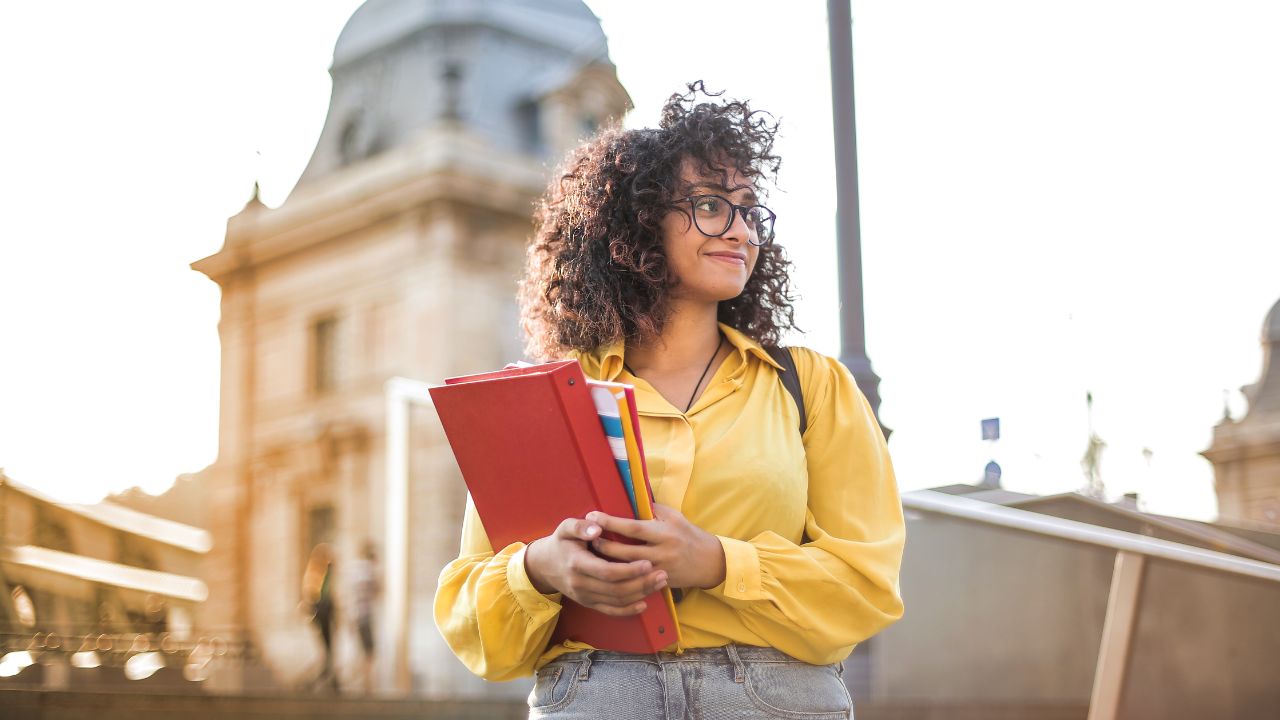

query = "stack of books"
[430,360,680,653]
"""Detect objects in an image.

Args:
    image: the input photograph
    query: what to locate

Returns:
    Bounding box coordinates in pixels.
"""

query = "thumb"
[557,517,601,542]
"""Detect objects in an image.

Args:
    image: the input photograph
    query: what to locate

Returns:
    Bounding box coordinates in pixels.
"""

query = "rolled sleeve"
[506,545,563,619]
[433,497,565,681]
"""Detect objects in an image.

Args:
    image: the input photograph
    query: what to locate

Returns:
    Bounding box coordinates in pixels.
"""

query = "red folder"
[429,360,678,653]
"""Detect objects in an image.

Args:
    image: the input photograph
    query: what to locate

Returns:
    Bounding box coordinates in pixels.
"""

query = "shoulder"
[780,345,827,373]
[776,346,863,420]
[778,346,842,387]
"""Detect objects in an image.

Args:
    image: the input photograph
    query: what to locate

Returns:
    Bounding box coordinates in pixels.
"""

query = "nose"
[722,205,753,245]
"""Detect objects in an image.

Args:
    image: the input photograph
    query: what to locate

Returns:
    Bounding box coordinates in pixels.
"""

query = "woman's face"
[659,161,760,304]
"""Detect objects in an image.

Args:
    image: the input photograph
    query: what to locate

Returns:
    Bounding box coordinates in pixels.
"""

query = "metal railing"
[901,489,1280,720]
[904,490,1280,582]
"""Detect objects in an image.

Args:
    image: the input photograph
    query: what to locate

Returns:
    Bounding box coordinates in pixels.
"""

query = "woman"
[435,83,904,719]
[302,543,339,692]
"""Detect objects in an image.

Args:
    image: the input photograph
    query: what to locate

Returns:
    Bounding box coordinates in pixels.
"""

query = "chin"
[707,284,750,302]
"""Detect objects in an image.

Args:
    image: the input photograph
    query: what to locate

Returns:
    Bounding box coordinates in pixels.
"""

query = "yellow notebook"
[614,390,653,520]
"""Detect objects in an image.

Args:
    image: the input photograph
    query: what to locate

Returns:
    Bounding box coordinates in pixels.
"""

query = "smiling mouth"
[705,253,747,265]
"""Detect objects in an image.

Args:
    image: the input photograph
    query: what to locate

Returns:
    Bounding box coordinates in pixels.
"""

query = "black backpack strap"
[765,346,807,436]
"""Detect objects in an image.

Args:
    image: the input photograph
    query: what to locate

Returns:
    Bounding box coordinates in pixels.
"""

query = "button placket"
[654,419,695,512]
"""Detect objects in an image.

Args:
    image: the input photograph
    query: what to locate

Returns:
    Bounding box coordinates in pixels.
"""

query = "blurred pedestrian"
[350,539,380,694]
[301,542,338,692]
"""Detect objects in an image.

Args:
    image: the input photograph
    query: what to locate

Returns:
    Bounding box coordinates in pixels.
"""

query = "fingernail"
[656,572,668,584]
[585,525,600,537]
[635,602,647,613]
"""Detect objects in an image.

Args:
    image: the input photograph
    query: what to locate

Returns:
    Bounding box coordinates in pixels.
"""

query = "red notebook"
[429,360,679,653]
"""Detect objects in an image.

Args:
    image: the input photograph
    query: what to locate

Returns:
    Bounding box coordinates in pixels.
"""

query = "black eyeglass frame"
[673,194,777,247]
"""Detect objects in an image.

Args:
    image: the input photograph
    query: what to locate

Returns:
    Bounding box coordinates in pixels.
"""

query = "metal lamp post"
[828,0,888,437]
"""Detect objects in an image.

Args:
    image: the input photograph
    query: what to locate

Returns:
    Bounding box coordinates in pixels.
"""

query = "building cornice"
[192,126,547,285]
[1202,430,1280,464]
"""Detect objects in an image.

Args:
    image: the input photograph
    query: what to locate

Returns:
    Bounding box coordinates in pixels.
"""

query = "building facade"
[189,0,629,695]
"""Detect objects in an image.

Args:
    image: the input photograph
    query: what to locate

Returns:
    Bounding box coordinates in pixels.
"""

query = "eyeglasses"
[675,194,776,246]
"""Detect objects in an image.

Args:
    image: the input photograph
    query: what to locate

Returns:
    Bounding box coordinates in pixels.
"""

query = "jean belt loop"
[578,650,593,681]
[724,644,746,683]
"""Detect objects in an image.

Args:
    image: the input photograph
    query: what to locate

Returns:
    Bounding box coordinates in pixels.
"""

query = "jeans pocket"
[527,661,580,714]
[742,661,852,719]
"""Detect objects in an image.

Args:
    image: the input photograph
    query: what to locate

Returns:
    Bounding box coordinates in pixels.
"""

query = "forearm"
[433,544,562,681]
[702,527,904,663]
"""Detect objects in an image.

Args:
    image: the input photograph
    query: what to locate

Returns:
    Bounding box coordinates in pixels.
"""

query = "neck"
[626,299,721,373]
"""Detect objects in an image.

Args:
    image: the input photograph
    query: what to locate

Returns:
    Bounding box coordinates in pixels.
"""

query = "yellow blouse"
[434,323,905,681]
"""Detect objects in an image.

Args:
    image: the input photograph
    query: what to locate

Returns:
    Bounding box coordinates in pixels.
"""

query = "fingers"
[569,570,669,614]
[589,536,652,563]
[546,514,674,616]
[570,548,652,583]
[586,511,664,543]
[641,570,670,597]
[572,571,666,605]
[591,600,648,617]
[554,517,602,543]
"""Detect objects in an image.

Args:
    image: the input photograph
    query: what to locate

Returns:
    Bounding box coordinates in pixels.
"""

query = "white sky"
[1,1,1277,521]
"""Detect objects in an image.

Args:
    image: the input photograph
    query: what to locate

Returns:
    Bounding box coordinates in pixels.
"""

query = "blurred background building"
[186,0,628,697]
[1205,297,1280,526]
[0,471,211,691]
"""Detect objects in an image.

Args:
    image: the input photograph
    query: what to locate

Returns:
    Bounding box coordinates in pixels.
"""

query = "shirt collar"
[575,322,784,381]
[719,323,786,372]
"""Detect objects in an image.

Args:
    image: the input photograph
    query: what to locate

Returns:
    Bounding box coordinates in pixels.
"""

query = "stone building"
[1204,296,1280,527]
[0,471,210,690]
[189,0,629,695]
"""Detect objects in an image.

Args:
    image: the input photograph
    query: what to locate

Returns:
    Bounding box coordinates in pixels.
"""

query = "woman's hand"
[524,517,670,617]
[586,503,727,591]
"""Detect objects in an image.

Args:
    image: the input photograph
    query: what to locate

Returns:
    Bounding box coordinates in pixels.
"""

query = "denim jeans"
[528,645,853,719]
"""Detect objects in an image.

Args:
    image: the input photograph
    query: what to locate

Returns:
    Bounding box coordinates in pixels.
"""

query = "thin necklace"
[625,334,725,413]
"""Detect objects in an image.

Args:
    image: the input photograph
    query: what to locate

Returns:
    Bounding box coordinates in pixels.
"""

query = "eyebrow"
[689,182,759,204]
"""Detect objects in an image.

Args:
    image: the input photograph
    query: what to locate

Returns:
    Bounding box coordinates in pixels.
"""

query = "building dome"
[294,0,622,189]
[1264,296,1280,345]
[333,0,606,68]
[1242,295,1280,419]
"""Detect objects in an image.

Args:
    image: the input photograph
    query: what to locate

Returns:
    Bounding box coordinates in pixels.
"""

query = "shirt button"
[737,582,746,592]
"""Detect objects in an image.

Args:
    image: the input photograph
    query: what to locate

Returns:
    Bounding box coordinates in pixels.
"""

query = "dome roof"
[293,0,624,189]
[1245,295,1280,419]
[334,0,606,68]
[1265,296,1280,344]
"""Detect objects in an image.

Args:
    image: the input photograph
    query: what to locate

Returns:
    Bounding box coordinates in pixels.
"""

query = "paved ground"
[0,689,1088,720]
[0,689,528,720]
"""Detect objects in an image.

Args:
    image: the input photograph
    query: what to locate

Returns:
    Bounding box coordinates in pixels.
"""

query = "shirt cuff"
[506,545,563,619]
[707,535,764,602]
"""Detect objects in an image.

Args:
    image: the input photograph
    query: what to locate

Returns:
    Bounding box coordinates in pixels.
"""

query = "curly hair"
[518,81,798,361]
